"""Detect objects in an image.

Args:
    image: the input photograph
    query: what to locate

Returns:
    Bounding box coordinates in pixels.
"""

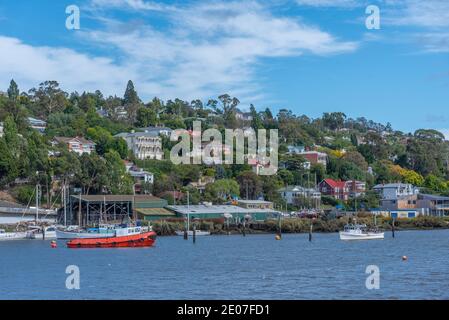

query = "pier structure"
[63,195,168,226]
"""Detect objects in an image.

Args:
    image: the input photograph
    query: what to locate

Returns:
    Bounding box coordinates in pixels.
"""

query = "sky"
[0,0,449,135]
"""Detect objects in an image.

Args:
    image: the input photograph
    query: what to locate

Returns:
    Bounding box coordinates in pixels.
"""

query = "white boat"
[26,225,58,240]
[56,225,116,239]
[339,224,384,241]
[175,230,211,236]
[0,229,28,241]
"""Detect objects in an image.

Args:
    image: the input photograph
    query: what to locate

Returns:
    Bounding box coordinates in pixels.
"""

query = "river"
[1,229,448,299]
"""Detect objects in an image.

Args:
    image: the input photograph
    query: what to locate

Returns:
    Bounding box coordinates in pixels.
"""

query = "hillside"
[1,79,449,209]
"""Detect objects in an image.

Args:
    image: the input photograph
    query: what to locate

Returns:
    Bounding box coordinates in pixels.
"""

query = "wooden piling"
[392,218,395,238]
[309,221,313,242]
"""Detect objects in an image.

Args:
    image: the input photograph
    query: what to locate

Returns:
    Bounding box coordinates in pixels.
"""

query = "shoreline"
[150,216,449,236]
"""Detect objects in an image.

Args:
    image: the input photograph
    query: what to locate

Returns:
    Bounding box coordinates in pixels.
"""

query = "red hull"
[67,231,157,248]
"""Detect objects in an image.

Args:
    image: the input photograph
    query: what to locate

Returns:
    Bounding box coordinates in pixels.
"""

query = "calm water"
[1,230,449,300]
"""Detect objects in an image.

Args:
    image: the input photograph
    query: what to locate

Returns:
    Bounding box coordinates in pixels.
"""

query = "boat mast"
[187,191,190,232]
[78,192,82,228]
[35,184,39,222]
[63,183,67,227]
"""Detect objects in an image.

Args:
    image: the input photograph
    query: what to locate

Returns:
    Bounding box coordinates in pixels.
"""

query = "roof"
[373,183,418,189]
[419,194,449,201]
[54,136,95,145]
[138,126,172,132]
[70,195,164,203]
[167,204,280,215]
[135,208,176,217]
[27,117,47,125]
[237,200,272,204]
[114,131,161,138]
[321,179,346,189]
[299,151,327,156]
[278,186,319,193]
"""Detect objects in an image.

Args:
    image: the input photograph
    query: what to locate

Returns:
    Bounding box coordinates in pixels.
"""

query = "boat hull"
[0,232,28,241]
[339,231,384,241]
[67,231,157,248]
[56,230,115,240]
[27,231,57,240]
[175,230,211,236]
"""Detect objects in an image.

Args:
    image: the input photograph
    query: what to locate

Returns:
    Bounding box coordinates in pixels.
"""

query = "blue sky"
[1,0,449,135]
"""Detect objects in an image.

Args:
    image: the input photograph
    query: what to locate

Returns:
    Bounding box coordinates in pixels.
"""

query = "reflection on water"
[0,230,448,299]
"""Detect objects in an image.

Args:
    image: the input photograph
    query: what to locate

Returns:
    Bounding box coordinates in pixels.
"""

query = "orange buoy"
[51,241,57,248]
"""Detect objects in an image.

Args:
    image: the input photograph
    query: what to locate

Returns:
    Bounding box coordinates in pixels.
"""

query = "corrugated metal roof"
[71,195,164,202]
[167,205,280,215]
[135,208,176,216]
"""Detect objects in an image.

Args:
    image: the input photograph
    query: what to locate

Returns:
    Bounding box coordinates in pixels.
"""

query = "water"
[1,230,449,300]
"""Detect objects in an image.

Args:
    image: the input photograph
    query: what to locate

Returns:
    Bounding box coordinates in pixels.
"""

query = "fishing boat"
[339,224,384,241]
[0,229,28,241]
[56,225,116,239]
[175,230,211,236]
[26,225,58,240]
[67,226,156,248]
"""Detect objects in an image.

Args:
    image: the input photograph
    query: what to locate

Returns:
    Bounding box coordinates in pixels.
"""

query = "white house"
[373,183,419,200]
[115,131,163,160]
[235,109,253,121]
[287,145,305,155]
[278,186,321,205]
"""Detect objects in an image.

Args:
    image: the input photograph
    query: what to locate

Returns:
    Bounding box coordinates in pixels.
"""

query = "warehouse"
[63,195,169,225]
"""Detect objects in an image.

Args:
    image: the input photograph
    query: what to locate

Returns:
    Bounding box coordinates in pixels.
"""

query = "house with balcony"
[346,180,367,198]
[318,179,366,201]
[278,185,321,207]
[115,130,163,160]
[319,179,349,201]
[373,183,419,200]
[417,194,449,216]
[52,137,96,155]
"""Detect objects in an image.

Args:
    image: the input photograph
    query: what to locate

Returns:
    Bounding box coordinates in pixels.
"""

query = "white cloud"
[295,0,361,8]
[0,36,135,96]
[385,0,449,28]
[381,0,449,53]
[89,0,170,11]
[81,1,357,101]
[0,1,358,104]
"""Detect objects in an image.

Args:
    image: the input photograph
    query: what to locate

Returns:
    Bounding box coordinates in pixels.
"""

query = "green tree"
[7,79,19,101]
[136,107,157,127]
[105,150,133,194]
[236,171,263,199]
[205,179,240,202]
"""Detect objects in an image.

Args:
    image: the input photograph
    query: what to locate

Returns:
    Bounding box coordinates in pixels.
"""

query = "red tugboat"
[67,226,156,248]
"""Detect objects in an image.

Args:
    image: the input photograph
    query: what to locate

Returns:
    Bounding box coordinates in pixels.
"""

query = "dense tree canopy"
[1,79,449,207]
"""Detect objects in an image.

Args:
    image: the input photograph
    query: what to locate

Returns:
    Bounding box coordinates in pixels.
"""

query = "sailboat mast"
[35,184,39,222]
[63,183,67,226]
